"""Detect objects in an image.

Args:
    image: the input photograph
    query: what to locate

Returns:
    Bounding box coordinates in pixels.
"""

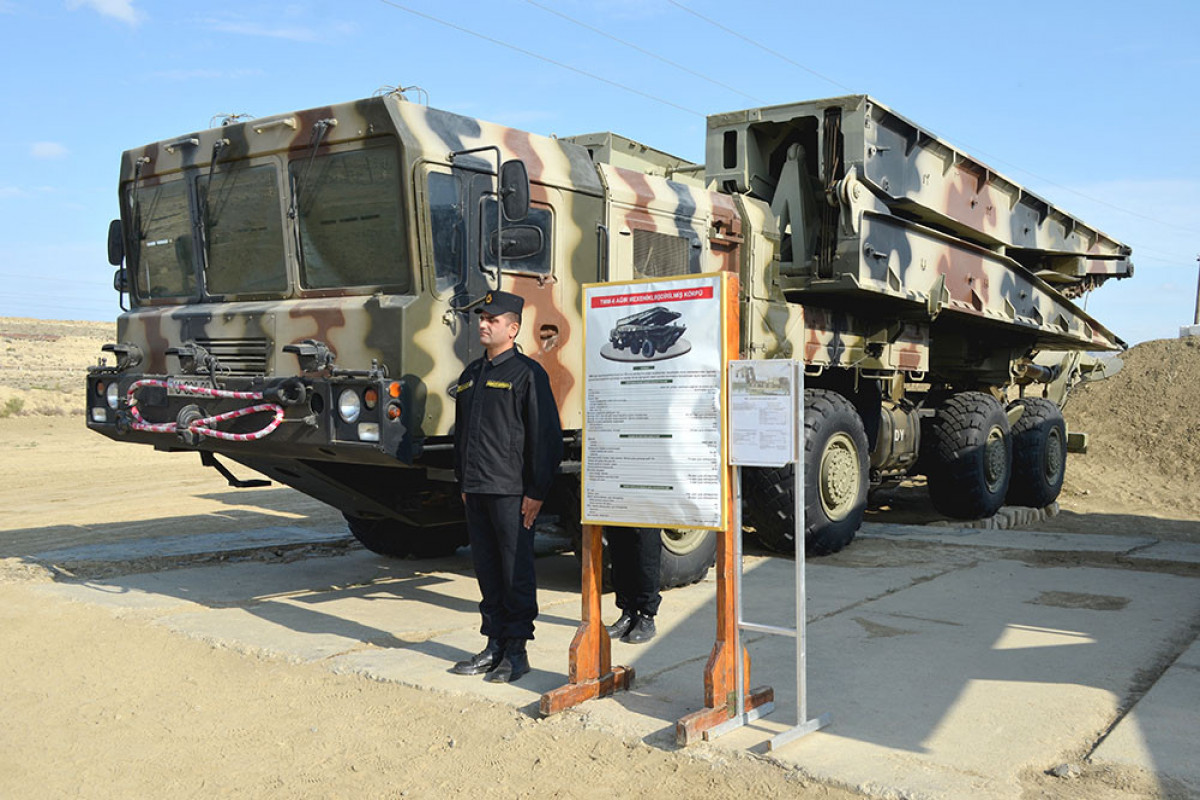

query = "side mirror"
[488,225,545,261]
[499,159,529,222]
[107,219,125,266]
[113,269,129,293]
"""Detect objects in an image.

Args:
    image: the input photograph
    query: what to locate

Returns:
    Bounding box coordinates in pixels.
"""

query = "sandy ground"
[2,317,1198,798]
[0,577,856,799]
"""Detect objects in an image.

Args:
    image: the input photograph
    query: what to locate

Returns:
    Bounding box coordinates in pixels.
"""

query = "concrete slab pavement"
[28,525,352,566]
[26,530,1200,799]
[1090,639,1200,795]
[858,521,1159,554]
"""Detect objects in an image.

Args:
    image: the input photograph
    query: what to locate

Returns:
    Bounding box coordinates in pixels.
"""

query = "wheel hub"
[984,426,1006,491]
[820,433,860,521]
[661,527,707,556]
[1045,428,1064,482]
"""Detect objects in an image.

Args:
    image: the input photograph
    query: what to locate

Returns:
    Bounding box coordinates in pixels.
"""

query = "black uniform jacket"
[453,347,563,500]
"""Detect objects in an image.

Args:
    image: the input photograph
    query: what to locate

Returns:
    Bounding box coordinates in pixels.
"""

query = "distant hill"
[0,318,115,416]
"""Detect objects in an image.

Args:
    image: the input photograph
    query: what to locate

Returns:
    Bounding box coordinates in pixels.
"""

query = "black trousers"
[464,493,538,642]
[608,526,661,617]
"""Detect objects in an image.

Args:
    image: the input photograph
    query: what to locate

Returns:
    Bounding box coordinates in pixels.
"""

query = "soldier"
[605,528,660,643]
[452,290,563,683]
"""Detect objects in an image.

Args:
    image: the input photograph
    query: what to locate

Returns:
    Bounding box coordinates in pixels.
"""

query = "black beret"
[474,290,524,318]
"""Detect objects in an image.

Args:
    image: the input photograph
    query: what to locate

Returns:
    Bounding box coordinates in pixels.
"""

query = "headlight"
[90,407,108,423]
[106,382,121,410]
[337,388,362,423]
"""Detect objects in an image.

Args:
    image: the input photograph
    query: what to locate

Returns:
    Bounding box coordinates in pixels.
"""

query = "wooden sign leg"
[675,466,773,744]
[540,524,633,716]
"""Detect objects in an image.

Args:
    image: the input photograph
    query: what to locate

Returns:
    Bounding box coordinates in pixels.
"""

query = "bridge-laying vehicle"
[87,90,1131,584]
[608,306,687,357]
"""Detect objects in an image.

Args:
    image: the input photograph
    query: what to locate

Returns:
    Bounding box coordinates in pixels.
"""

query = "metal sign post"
[715,359,831,748]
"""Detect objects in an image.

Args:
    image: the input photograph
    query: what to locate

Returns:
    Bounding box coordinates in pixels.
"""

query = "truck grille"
[193,337,270,376]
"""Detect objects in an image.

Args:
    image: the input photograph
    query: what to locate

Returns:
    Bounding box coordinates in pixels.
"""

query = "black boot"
[485,640,530,683]
[606,612,635,639]
[623,614,656,644]
[452,637,505,675]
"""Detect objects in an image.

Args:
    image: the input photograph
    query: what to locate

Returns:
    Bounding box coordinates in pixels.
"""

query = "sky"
[1,0,1196,344]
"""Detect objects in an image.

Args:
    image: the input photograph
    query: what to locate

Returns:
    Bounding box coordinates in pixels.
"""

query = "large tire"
[923,392,1012,519]
[1006,397,1066,507]
[571,527,716,590]
[344,513,467,559]
[657,527,717,588]
[744,389,869,556]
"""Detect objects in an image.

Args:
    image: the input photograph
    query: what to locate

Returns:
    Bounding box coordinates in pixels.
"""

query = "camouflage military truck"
[87,91,1130,583]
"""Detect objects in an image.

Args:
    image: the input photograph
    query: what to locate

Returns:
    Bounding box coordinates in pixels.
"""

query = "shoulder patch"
[455,379,474,394]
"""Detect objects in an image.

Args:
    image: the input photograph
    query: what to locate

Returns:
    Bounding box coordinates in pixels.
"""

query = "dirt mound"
[1059,336,1200,520]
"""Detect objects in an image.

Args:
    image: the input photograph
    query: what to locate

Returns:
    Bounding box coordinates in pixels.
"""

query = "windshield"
[291,145,410,291]
[132,178,195,300]
[198,162,287,296]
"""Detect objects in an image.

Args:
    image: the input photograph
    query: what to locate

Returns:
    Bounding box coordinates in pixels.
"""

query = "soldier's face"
[478,311,519,351]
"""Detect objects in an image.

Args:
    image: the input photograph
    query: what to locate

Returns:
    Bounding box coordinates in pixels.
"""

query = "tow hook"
[177,404,206,446]
[264,378,306,406]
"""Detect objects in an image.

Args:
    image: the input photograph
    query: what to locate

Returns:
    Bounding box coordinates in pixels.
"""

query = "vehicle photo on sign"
[601,306,691,362]
[582,274,728,530]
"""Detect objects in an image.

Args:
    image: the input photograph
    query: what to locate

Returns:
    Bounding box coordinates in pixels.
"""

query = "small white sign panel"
[729,360,796,467]
[582,275,726,529]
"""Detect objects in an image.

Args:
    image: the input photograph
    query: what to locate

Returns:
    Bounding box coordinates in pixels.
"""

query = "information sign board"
[581,274,729,529]
[729,360,797,468]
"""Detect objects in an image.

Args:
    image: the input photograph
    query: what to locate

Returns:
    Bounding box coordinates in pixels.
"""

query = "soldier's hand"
[521,496,543,530]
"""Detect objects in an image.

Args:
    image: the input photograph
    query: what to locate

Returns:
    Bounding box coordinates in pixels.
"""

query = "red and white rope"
[125,379,284,441]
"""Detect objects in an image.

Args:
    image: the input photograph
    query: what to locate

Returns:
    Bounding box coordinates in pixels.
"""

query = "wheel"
[572,527,715,590]
[344,513,467,558]
[743,466,796,553]
[923,392,1012,519]
[641,340,654,358]
[657,527,717,587]
[1006,397,1066,507]
[744,389,869,556]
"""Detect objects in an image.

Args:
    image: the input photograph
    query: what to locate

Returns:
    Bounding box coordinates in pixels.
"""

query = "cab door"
[426,164,500,369]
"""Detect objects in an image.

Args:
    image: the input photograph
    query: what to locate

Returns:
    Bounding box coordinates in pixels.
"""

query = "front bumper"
[85,371,421,466]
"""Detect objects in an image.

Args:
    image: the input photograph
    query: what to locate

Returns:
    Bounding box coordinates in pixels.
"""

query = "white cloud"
[66,0,143,25]
[30,142,69,160]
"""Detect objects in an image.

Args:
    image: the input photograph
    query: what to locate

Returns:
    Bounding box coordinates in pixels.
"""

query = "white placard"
[729,360,796,467]
[582,274,727,529]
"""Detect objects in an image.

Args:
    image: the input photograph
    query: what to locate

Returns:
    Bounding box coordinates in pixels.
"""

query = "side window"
[429,171,464,294]
[481,200,553,276]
